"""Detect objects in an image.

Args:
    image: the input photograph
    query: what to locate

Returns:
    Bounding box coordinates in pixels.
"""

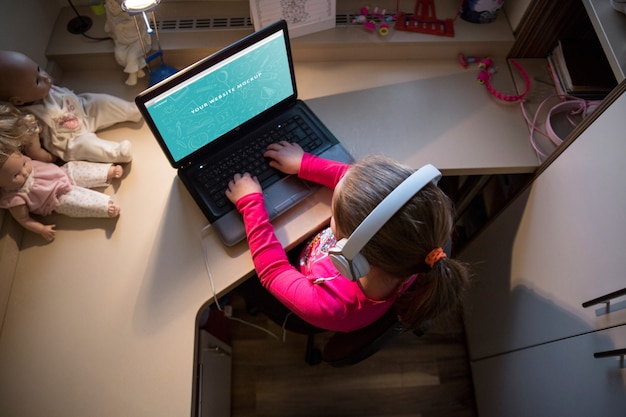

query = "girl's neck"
[358,267,405,301]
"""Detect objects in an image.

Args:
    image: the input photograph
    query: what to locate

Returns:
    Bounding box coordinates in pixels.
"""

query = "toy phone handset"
[477,58,530,102]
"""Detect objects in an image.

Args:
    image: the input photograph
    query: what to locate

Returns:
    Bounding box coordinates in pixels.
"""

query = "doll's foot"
[116,140,132,163]
[108,201,121,218]
[107,164,124,180]
[125,73,138,86]
[137,69,146,78]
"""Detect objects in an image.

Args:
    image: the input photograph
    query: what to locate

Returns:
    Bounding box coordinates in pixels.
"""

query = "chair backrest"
[321,312,401,367]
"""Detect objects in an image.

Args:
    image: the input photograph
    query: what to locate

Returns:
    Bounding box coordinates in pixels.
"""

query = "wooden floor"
[228,293,477,417]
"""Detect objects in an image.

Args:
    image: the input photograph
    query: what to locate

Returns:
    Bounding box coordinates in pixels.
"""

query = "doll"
[0,101,56,163]
[104,0,151,86]
[0,149,123,242]
[0,105,123,242]
[0,50,140,164]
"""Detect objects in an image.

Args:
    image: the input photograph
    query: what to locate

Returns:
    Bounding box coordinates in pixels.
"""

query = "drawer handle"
[593,348,626,359]
[582,288,626,308]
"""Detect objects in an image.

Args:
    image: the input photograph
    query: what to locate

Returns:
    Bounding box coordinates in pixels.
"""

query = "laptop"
[136,20,353,247]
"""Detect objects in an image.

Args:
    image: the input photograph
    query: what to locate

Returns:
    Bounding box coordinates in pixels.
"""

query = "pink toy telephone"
[477,57,530,102]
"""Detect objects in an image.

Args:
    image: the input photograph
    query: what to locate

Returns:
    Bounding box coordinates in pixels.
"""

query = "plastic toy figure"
[104,0,151,86]
[0,50,140,163]
[353,6,395,36]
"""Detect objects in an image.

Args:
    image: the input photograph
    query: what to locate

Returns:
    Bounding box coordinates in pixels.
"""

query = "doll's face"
[0,51,52,105]
[0,152,32,190]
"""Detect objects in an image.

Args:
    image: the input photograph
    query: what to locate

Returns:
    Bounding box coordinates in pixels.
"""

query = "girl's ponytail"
[395,255,470,332]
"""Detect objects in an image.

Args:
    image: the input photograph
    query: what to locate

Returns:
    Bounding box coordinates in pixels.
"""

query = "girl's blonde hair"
[0,102,40,165]
[333,155,470,331]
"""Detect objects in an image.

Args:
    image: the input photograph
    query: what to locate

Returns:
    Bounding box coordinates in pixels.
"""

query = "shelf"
[582,0,626,82]
[47,0,515,72]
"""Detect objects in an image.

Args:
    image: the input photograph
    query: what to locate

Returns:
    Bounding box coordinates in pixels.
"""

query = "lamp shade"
[120,0,160,12]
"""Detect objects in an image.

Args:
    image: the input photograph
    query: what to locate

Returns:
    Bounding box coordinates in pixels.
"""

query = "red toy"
[394,0,464,37]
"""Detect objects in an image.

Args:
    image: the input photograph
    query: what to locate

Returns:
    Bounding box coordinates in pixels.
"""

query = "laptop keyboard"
[194,114,326,211]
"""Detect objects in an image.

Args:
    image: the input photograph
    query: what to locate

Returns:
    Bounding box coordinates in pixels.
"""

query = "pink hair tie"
[425,247,447,269]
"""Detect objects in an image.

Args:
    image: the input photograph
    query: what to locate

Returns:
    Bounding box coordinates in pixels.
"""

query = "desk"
[0,60,538,416]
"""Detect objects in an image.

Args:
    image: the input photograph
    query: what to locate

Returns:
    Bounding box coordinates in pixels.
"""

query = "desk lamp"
[120,0,177,85]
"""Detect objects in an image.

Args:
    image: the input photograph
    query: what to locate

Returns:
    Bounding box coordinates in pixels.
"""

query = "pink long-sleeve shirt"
[235,153,415,332]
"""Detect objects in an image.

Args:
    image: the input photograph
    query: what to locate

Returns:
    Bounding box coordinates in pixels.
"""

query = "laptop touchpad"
[264,176,314,219]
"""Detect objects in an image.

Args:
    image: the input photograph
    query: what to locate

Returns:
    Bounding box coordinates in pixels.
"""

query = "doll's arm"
[24,135,55,163]
[24,122,57,162]
[8,205,56,241]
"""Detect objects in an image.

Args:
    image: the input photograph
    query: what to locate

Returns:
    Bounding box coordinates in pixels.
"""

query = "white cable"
[200,223,280,341]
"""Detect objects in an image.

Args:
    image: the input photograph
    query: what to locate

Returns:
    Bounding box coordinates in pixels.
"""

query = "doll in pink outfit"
[0,50,140,163]
[0,150,122,241]
[0,105,123,242]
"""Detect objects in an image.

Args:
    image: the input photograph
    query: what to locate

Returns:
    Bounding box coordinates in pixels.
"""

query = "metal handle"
[205,345,231,357]
[593,348,626,359]
[582,288,626,308]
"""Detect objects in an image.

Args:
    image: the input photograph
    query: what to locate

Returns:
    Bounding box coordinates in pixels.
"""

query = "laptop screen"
[140,23,295,165]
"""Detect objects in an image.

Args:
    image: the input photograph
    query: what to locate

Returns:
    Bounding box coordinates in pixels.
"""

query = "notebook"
[135,20,353,247]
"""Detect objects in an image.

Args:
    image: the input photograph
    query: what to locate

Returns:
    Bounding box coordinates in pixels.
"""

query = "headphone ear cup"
[329,239,353,279]
[349,253,370,280]
[329,239,370,281]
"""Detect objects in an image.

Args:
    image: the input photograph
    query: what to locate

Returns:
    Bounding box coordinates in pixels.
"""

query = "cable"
[200,223,281,341]
[66,0,112,41]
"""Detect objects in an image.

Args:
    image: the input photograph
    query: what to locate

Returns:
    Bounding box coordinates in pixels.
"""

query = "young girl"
[226,141,470,333]
[0,105,123,242]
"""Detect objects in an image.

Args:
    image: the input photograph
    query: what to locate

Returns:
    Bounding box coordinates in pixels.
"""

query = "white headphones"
[328,164,442,281]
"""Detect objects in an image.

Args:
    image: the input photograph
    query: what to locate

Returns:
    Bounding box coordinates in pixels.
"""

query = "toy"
[0,50,140,164]
[104,0,151,86]
[0,150,123,242]
[458,53,480,69]
[476,57,530,103]
[0,102,55,163]
[353,6,396,36]
[394,0,463,37]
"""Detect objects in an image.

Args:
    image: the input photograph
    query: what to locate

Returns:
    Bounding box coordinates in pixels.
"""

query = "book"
[549,38,617,99]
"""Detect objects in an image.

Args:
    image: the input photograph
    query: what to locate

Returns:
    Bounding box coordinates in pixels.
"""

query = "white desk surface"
[0,60,539,417]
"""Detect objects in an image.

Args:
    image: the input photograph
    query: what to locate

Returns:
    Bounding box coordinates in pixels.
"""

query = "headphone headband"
[341,164,442,260]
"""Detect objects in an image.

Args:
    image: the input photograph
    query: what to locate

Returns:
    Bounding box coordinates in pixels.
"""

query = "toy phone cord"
[519,94,599,159]
[200,224,285,342]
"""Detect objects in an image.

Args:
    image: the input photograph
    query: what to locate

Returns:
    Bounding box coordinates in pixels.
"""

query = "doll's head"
[0,102,41,151]
[0,50,52,105]
[0,149,31,191]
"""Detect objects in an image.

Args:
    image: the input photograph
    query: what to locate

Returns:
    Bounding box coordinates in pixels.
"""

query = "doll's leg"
[63,160,121,188]
[66,132,132,163]
[56,187,120,218]
[80,92,142,131]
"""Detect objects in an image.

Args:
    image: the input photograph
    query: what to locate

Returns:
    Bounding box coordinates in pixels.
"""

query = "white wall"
[0,0,61,67]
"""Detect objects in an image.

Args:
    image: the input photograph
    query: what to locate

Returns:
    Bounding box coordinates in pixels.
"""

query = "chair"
[304,306,431,367]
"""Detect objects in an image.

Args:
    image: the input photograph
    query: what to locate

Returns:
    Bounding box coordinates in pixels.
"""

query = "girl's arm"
[298,152,349,189]
[264,141,349,189]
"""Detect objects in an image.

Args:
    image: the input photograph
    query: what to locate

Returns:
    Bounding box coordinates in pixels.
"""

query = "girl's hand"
[225,172,261,204]
[264,141,304,175]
